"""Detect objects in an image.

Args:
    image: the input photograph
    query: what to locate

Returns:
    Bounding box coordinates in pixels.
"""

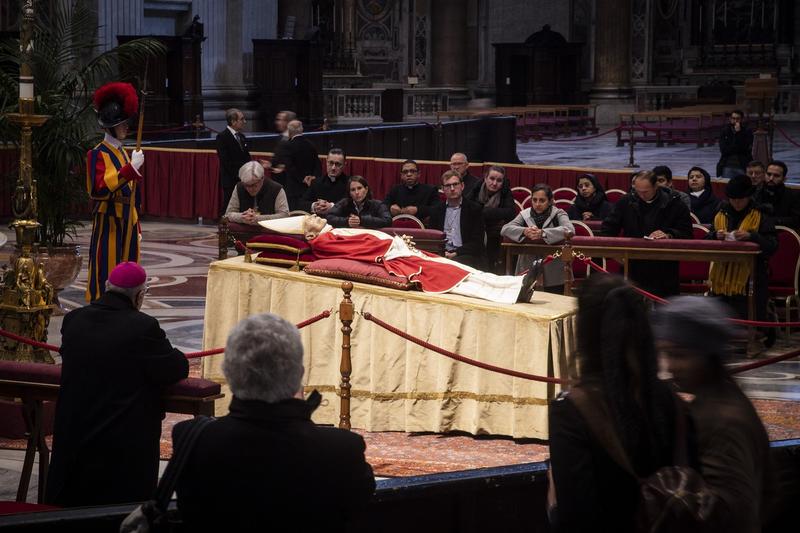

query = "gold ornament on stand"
[0,0,55,363]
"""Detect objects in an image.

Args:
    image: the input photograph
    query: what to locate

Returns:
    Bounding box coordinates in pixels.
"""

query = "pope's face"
[303,214,327,240]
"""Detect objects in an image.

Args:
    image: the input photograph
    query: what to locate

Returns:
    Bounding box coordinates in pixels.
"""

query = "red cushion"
[255,250,317,267]
[0,361,60,384]
[166,378,221,397]
[227,221,269,235]
[304,258,415,290]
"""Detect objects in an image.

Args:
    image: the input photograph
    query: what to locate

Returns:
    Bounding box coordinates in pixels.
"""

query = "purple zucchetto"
[108,262,147,288]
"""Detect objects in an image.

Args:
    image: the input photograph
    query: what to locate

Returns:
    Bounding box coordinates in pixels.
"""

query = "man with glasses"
[746,160,766,188]
[224,161,289,225]
[47,262,189,506]
[754,160,800,229]
[383,159,440,222]
[449,152,481,197]
[300,148,349,215]
[716,110,753,179]
[430,170,486,268]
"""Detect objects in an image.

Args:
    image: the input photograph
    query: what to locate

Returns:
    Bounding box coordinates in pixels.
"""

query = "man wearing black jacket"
[299,148,349,214]
[216,108,253,215]
[272,120,321,210]
[717,110,753,179]
[754,160,800,230]
[47,262,188,506]
[430,170,486,269]
[383,159,440,223]
[602,170,693,297]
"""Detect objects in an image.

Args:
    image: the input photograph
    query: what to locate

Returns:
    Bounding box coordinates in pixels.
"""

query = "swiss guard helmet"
[92,82,139,129]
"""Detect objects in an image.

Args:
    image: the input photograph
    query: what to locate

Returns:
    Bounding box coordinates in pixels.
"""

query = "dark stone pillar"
[430,0,467,87]
[591,0,632,98]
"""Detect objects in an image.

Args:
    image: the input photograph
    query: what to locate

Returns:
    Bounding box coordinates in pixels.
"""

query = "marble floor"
[517,122,800,184]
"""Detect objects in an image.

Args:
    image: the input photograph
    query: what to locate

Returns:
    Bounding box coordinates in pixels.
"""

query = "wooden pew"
[0,360,222,503]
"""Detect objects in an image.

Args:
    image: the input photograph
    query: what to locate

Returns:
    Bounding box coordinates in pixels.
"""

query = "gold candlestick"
[0,0,55,363]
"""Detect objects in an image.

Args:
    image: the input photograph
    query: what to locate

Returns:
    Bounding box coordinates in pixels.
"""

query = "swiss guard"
[86,82,145,302]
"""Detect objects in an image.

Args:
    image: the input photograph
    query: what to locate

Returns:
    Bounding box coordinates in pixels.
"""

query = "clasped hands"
[242,208,260,225]
[390,204,418,216]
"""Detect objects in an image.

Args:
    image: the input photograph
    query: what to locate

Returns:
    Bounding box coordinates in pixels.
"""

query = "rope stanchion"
[773,123,800,149]
[538,125,621,142]
[729,348,800,374]
[0,328,59,352]
[361,311,567,385]
[0,309,333,361]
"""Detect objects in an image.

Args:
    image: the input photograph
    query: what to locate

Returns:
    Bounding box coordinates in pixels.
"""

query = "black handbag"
[119,416,214,533]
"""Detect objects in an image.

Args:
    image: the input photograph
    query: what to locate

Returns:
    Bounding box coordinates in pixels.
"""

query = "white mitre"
[258,215,332,235]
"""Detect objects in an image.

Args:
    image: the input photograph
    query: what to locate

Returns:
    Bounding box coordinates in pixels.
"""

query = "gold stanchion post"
[338,281,354,430]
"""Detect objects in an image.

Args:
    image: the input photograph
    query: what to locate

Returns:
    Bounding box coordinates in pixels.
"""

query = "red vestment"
[310,231,469,293]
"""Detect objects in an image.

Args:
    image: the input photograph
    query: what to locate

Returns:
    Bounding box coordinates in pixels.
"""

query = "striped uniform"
[85,140,142,301]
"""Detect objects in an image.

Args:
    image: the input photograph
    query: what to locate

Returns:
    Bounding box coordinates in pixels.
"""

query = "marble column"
[590,0,634,124]
[193,0,277,131]
[430,0,467,87]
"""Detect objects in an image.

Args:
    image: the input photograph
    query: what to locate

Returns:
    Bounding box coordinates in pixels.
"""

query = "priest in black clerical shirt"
[382,159,440,223]
[299,148,349,215]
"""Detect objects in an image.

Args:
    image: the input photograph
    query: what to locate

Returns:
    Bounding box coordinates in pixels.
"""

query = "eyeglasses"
[327,160,344,167]
[401,169,418,175]
[443,182,462,189]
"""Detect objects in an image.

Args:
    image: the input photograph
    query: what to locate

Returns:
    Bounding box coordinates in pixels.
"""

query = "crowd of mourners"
[37,109,794,531]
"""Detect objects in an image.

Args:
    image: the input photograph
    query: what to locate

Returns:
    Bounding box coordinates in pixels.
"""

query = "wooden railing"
[635,84,800,119]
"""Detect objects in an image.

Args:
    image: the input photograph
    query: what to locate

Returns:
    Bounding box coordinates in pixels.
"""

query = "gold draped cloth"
[202,258,577,439]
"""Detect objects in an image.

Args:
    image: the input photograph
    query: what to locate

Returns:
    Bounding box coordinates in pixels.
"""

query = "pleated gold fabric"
[202,258,577,439]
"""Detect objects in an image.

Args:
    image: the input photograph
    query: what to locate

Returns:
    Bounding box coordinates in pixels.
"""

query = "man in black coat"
[299,148,349,214]
[46,262,188,506]
[430,170,486,269]
[383,159,440,223]
[449,152,481,197]
[216,108,253,216]
[173,313,375,532]
[271,120,322,211]
[753,160,800,230]
[717,110,753,178]
[602,170,693,297]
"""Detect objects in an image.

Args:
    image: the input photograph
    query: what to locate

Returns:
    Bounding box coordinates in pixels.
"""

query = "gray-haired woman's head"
[223,313,304,403]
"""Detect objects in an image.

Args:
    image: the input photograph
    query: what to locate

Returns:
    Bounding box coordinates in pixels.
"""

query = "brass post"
[338,281,354,430]
[561,231,575,297]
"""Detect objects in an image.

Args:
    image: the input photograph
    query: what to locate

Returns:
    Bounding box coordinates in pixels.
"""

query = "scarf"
[708,206,761,296]
[477,183,502,209]
[532,205,553,228]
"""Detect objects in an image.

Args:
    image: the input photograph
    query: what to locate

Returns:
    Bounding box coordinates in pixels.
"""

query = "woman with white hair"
[172,313,375,531]
[224,160,290,225]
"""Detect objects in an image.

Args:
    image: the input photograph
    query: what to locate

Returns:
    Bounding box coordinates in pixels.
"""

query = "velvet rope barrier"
[577,255,800,326]
[773,123,800,149]
[361,311,567,385]
[728,347,800,375]
[0,310,332,358]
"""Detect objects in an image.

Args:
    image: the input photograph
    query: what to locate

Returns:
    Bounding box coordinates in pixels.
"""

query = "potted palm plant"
[0,0,163,309]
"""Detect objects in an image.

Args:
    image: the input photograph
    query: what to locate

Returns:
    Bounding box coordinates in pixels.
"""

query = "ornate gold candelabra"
[0,0,55,363]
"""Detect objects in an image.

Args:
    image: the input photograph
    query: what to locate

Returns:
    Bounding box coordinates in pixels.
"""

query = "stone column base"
[590,90,635,127]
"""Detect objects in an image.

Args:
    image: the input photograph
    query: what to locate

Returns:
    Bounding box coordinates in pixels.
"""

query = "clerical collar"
[227,125,238,136]
[103,132,123,149]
